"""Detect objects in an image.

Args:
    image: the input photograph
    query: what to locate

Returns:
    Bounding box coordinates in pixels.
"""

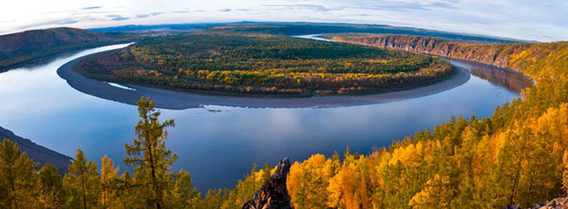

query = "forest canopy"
[76,33,453,96]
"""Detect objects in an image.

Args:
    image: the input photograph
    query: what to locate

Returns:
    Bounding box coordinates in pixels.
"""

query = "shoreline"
[58,49,471,110]
[0,41,136,73]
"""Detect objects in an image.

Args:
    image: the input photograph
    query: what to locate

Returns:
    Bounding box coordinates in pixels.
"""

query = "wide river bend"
[0,38,532,190]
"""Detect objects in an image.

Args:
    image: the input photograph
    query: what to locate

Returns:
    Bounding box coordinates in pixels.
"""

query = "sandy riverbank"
[57,51,471,109]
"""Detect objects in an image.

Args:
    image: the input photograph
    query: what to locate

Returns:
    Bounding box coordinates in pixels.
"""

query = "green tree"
[39,163,64,209]
[63,149,100,209]
[124,97,177,209]
[0,138,39,209]
[171,169,200,208]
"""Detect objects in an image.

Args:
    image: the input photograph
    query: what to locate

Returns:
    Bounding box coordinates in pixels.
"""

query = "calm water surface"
[0,43,529,191]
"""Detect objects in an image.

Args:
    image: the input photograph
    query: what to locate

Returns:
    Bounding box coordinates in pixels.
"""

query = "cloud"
[136,12,165,19]
[82,6,102,10]
[356,0,459,11]
[107,15,129,21]
[1,0,567,42]
[265,4,346,12]
[171,10,206,14]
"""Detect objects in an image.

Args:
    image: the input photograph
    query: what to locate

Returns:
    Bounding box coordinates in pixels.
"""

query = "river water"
[0,39,532,191]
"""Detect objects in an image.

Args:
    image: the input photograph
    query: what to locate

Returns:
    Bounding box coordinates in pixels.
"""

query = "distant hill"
[90,22,530,44]
[0,27,136,70]
[0,126,71,171]
[209,22,530,43]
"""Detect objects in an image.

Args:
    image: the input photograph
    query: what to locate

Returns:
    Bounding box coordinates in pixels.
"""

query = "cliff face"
[243,158,292,209]
[329,35,568,82]
[0,126,71,171]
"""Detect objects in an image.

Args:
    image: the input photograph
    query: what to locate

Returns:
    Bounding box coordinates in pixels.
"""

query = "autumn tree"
[288,154,338,209]
[63,149,100,209]
[100,155,119,209]
[171,169,200,208]
[564,151,568,195]
[0,139,39,209]
[124,97,177,209]
[39,163,64,209]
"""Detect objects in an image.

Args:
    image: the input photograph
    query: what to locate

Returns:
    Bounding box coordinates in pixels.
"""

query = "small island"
[75,32,454,96]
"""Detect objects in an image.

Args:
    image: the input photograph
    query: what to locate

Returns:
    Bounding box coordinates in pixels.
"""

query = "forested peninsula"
[75,32,454,96]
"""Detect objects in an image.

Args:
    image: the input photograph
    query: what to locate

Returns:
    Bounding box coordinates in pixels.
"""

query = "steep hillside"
[0,27,136,70]
[272,34,568,208]
[0,126,71,170]
[326,34,568,81]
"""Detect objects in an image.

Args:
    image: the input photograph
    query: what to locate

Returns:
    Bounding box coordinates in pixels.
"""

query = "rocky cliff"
[242,158,292,209]
[327,35,529,68]
[327,34,568,82]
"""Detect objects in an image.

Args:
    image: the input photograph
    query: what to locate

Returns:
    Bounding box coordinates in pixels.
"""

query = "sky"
[1,0,567,42]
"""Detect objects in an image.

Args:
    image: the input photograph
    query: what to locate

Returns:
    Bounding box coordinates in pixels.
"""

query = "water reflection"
[0,44,529,191]
[445,58,533,92]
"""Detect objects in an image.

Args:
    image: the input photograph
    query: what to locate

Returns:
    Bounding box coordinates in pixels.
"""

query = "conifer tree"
[63,149,100,209]
[0,139,39,209]
[116,171,136,209]
[124,97,177,209]
[100,155,119,209]
[171,169,200,208]
[39,163,64,209]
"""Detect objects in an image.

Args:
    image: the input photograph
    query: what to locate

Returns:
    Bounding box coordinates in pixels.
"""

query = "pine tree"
[116,171,136,209]
[39,163,64,209]
[100,155,119,209]
[0,138,39,209]
[171,169,200,208]
[124,97,177,209]
[63,149,100,209]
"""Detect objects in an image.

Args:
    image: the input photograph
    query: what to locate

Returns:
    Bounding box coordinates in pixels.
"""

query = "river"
[0,38,532,191]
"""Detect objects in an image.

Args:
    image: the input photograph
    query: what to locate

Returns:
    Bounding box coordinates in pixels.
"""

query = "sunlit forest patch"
[76,33,454,96]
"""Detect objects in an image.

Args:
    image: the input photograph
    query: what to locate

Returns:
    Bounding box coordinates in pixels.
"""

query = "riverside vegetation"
[76,33,453,96]
[2,34,568,208]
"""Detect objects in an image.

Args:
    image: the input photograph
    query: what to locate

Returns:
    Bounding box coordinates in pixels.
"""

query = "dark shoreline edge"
[58,47,471,110]
[0,126,72,171]
[0,41,136,74]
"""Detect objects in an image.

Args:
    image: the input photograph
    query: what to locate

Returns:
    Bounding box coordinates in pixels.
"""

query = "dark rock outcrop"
[243,157,293,209]
[531,197,568,209]
[0,126,71,171]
